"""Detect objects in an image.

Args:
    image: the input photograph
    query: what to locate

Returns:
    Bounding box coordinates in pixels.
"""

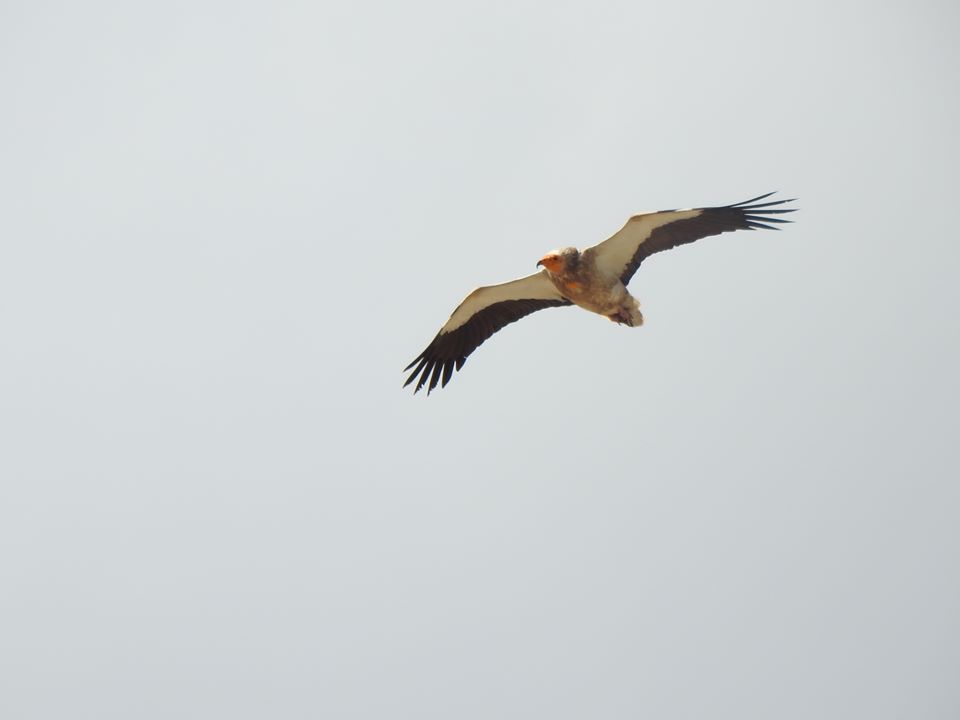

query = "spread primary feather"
[405,192,796,394]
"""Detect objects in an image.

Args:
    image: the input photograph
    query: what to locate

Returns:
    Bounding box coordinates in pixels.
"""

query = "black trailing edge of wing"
[404,297,571,394]
[619,192,797,285]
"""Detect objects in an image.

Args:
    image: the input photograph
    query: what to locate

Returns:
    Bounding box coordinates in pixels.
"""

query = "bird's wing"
[404,270,572,394]
[586,193,796,286]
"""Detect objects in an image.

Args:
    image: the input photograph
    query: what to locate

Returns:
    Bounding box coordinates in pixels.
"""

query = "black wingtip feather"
[403,357,428,387]
[441,360,455,388]
[617,192,798,285]
[731,191,778,206]
[743,215,792,224]
[426,361,443,394]
[730,193,798,213]
[404,297,572,394]
[404,357,420,372]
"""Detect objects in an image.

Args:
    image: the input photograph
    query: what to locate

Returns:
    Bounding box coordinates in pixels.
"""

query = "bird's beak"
[538,254,561,272]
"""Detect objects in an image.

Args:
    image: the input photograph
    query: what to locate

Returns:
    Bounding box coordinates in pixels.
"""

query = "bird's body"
[539,246,644,326]
[405,193,795,393]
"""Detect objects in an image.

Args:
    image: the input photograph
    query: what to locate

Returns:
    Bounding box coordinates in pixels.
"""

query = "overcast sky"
[2,1,958,718]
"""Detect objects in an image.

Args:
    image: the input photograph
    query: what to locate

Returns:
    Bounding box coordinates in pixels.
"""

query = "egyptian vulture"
[405,192,795,393]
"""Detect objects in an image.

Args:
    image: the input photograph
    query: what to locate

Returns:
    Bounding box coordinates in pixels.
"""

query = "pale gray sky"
[2,1,958,718]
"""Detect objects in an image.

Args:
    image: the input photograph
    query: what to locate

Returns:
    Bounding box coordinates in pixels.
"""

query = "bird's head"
[536,247,578,273]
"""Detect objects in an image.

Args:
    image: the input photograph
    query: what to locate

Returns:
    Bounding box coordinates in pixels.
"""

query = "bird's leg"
[607,309,634,326]
[606,301,643,327]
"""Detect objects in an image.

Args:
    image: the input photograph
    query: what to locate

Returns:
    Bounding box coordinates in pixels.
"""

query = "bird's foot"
[607,308,643,327]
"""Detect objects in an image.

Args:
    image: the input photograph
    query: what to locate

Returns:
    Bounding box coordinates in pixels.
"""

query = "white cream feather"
[439,271,565,333]
[589,208,702,279]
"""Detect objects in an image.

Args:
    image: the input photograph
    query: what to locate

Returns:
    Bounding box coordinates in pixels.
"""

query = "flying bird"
[404,192,795,393]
